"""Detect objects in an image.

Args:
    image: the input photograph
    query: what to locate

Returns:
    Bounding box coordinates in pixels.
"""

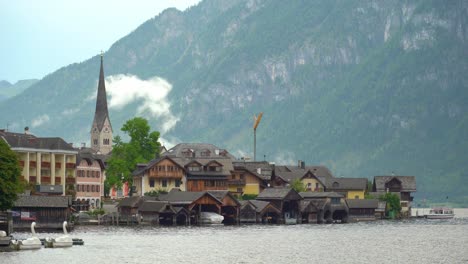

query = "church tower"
[91,53,113,154]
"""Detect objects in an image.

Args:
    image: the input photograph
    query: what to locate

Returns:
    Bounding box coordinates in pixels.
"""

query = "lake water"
[2,209,468,264]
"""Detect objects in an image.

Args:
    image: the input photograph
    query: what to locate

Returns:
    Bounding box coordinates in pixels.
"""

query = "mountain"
[0,0,467,205]
[0,79,39,100]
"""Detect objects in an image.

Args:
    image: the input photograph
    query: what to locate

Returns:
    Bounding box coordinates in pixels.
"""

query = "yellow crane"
[253,112,263,161]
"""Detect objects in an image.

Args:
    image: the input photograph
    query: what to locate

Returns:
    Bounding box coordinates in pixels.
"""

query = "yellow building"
[230,161,273,196]
[0,128,77,195]
[325,178,368,199]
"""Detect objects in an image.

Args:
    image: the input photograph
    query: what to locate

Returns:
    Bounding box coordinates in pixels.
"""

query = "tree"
[379,192,401,217]
[105,117,161,195]
[0,139,24,211]
[291,179,306,193]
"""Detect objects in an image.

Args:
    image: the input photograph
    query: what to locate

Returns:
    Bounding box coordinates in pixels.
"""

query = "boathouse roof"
[299,192,344,199]
[14,195,72,208]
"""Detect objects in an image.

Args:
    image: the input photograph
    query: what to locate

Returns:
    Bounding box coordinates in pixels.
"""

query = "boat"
[0,230,12,247]
[11,222,42,250]
[199,212,224,225]
[45,221,73,248]
[426,207,455,219]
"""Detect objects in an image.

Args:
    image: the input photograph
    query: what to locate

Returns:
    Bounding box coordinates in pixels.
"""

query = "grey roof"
[13,195,71,208]
[232,161,273,181]
[373,176,417,192]
[249,200,271,213]
[0,131,76,152]
[138,201,173,213]
[346,199,379,209]
[163,143,235,160]
[76,148,106,169]
[325,178,368,191]
[257,188,301,200]
[275,165,335,178]
[299,192,344,199]
[159,189,222,205]
[135,144,235,177]
[92,55,112,131]
[207,190,240,205]
[117,196,146,207]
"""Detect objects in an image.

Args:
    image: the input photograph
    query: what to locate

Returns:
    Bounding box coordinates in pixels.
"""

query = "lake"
[2,209,468,264]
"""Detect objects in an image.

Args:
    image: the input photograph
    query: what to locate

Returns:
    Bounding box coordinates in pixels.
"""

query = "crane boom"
[253,112,263,130]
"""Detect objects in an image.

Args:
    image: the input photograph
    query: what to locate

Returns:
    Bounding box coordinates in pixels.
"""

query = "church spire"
[93,52,111,131]
[91,52,113,155]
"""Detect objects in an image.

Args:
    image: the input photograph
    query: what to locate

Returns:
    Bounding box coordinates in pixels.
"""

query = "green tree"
[291,179,306,193]
[379,192,401,217]
[0,139,24,211]
[105,117,161,195]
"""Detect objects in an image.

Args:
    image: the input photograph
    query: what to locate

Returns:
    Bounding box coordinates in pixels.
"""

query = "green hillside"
[0,0,467,205]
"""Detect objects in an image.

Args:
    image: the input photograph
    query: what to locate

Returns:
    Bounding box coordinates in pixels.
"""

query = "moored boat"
[426,207,454,219]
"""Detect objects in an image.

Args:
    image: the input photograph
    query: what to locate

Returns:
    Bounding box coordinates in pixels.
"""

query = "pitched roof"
[257,188,301,200]
[163,143,235,160]
[92,55,112,131]
[299,192,344,199]
[76,148,106,169]
[275,165,335,178]
[299,200,318,213]
[373,176,417,192]
[232,161,273,181]
[159,189,222,205]
[0,131,76,152]
[13,195,72,208]
[138,201,173,213]
[117,196,145,207]
[325,178,368,191]
[346,199,379,209]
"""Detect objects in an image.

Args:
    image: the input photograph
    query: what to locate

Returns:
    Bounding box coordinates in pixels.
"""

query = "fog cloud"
[105,74,179,133]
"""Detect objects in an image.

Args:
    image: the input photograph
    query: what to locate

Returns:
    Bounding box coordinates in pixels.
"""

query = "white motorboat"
[199,212,224,225]
[45,221,73,248]
[426,207,455,219]
[11,222,42,250]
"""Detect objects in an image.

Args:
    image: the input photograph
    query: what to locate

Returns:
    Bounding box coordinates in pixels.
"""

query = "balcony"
[228,179,246,186]
[29,161,37,168]
[66,163,76,169]
[55,177,62,184]
[29,176,37,184]
[41,162,51,168]
[55,162,62,169]
[66,177,76,184]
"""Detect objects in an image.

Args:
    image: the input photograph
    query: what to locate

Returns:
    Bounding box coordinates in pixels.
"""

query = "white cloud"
[62,108,80,116]
[105,74,179,133]
[31,114,50,128]
[272,151,296,166]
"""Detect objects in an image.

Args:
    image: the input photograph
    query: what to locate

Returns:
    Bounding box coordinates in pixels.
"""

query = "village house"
[0,128,77,196]
[239,200,281,224]
[11,194,72,231]
[158,189,225,225]
[372,175,417,217]
[256,188,302,224]
[272,162,334,189]
[133,143,234,194]
[75,147,106,210]
[299,192,349,223]
[346,199,379,222]
[324,177,368,199]
[230,161,273,196]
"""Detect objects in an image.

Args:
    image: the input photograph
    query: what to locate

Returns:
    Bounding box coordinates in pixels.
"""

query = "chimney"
[298,160,305,169]
[24,126,29,134]
[215,149,220,155]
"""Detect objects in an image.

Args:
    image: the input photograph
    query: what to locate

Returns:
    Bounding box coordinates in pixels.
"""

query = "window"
[355,195,359,199]
[331,197,340,204]
[237,187,243,193]
[91,171,95,178]
[240,174,245,180]
[315,183,319,189]
[96,172,100,178]
[149,179,155,187]
[93,139,98,145]
[188,166,200,172]
[162,179,167,188]
[87,185,90,192]
[175,179,181,187]
[200,150,210,157]
[91,185,95,192]
[332,182,339,188]
[103,138,110,145]
[208,166,217,172]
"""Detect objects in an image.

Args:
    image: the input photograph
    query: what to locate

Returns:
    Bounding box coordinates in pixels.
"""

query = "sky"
[0,0,201,83]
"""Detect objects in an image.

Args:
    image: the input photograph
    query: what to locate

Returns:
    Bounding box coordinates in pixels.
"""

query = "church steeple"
[91,53,113,154]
